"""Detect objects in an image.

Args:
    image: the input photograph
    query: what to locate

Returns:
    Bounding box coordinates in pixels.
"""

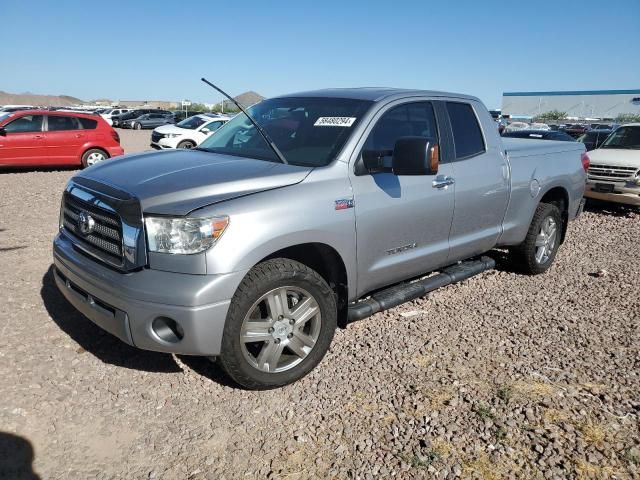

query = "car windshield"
[601,126,640,149]
[197,97,373,166]
[177,116,206,130]
[0,112,13,123]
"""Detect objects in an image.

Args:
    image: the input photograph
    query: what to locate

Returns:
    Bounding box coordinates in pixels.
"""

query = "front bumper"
[150,137,179,150]
[584,182,640,206]
[53,232,247,356]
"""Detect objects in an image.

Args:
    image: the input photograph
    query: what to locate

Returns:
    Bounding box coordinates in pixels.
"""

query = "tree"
[537,110,567,121]
[615,113,640,123]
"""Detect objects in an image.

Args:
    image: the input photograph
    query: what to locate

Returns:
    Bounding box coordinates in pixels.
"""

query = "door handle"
[432,176,455,189]
[75,134,84,138]
[33,135,43,139]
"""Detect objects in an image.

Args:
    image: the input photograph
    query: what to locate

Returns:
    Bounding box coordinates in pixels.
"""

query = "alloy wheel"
[534,216,557,264]
[239,286,322,373]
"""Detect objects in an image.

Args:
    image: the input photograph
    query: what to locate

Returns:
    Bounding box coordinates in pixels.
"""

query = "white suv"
[584,124,640,206]
[100,108,132,126]
[151,114,230,149]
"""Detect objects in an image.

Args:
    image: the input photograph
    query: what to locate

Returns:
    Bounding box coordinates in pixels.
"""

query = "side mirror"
[392,136,439,176]
[0,127,6,136]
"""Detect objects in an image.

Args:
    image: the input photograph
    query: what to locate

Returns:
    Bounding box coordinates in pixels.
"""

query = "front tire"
[134,123,142,130]
[508,203,562,275]
[177,140,196,149]
[219,259,337,389]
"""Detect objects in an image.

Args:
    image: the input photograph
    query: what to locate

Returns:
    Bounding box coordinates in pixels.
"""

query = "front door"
[350,101,455,297]
[0,114,46,166]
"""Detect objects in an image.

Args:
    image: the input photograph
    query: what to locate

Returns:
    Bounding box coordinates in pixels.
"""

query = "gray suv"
[53,88,586,389]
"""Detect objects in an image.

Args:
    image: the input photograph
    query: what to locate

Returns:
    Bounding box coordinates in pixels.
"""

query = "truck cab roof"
[276,87,480,103]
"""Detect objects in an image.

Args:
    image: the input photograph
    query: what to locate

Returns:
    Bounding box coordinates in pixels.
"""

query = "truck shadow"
[41,266,183,374]
[584,199,639,218]
[0,432,41,480]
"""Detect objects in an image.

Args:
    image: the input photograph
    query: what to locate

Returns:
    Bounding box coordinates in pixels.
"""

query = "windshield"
[177,116,206,130]
[197,97,373,166]
[0,112,13,123]
[601,126,640,150]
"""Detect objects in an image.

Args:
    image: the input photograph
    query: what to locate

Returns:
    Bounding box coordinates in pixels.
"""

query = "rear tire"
[177,140,196,149]
[508,203,562,275]
[219,259,337,390]
[81,149,108,168]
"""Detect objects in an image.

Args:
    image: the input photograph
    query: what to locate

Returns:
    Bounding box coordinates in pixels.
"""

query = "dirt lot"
[0,134,638,479]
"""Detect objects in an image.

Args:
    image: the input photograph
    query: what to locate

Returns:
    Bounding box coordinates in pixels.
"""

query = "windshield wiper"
[200,77,288,165]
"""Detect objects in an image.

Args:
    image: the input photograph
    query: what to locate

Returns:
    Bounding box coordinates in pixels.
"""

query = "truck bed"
[502,137,585,158]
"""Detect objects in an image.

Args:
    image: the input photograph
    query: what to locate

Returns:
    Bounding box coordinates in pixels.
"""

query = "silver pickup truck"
[53,88,587,389]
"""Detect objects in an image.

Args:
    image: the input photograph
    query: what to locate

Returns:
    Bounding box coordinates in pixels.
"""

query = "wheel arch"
[256,243,349,327]
[539,186,570,243]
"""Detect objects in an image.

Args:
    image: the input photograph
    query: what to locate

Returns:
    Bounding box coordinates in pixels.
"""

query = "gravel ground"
[0,147,639,479]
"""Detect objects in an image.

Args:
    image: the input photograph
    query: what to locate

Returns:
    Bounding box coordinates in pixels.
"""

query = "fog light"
[152,317,184,343]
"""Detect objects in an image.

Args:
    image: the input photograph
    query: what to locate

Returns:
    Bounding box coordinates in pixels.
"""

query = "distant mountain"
[222,91,265,110]
[0,90,84,107]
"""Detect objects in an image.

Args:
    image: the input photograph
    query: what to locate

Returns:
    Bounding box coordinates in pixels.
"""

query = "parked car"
[151,114,230,149]
[0,105,36,113]
[112,109,172,127]
[529,122,551,131]
[123,113,175,130]
[584,124,640,206]
[504,121,530,132]
[577,129,612,151]
[52,88,586,389]
[0,109,123,167]
[563,124,589,138]
[502,130,575,142]
[100,108,132,126]
[171,110,209,123]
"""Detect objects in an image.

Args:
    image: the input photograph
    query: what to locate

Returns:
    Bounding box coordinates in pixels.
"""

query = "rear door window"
[47,115,80,131]
[446,102,485,159]
[4,114,44,133]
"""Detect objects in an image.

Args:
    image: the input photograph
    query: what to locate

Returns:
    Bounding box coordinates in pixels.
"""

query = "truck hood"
[587,148,640,168]
[76,149,312,215]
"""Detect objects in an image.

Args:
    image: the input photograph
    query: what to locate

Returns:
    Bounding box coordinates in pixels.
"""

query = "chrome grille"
[588,164,638,181]
[62,193,123,264]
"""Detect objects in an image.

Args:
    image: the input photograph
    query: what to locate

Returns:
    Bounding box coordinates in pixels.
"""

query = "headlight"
[145,216,229,254]
[165,133,181,138]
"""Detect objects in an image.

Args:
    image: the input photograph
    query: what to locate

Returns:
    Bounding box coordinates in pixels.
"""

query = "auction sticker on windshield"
[314,117,357,127]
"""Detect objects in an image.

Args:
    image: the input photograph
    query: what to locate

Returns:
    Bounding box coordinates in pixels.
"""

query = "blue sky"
[3,0,639,108]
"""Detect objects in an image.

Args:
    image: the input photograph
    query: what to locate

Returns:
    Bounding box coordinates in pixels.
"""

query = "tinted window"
[446,102,485,158]
[48,115,79,131]
[177,116,207,130]
[202,121,223,132]
[4,114,43,133]
[78,117,98,129]
[364,102,438,153]
[198,97,372,167]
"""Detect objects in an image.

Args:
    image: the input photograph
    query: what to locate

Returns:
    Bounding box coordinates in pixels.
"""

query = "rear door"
[443,100,509,261]
[45,114,83,164]
[0,114,45,166]
[350,100,455,296]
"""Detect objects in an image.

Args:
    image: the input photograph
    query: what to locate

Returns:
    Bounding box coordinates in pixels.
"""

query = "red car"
[0,110,124,168]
